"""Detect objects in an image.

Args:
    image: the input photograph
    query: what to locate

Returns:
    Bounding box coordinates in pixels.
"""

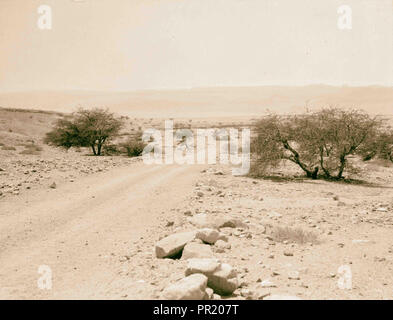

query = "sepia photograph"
[0,0,393,308]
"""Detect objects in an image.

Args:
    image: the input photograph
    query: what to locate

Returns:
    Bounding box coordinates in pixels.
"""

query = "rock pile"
[155,214,244,299]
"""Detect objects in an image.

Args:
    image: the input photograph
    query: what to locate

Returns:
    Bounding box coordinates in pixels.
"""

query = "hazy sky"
[0,0,392,91]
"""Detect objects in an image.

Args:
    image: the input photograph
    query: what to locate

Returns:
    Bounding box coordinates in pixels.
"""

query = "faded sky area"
[0,0,392,92]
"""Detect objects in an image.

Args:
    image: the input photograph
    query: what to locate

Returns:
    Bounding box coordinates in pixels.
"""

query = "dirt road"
[0,162,203,299]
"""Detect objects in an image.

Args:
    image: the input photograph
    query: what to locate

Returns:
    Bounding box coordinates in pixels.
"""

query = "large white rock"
[196,228,220,244]
[162,274,208,300]
[155,231,196,259]
[188,214,217,229]
[185,258,221,276]
[181,242,215,260]
[207,263,238,295]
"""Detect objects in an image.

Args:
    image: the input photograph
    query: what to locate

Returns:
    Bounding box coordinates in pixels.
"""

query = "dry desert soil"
[1,89,393,299]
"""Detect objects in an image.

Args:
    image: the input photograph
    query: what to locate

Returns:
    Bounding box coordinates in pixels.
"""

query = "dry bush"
[120,131,146,157]
[19,144,43,155]
[1,145,16,151]
[269,225,320,245]
[251,108,382,180]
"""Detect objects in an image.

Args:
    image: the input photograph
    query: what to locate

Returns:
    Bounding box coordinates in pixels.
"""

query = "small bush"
[1,145,16,151]
[24,144,43,152]
[269,225,320,245]
[122,139,146,157]
[102,144,121,156]
[19,149,40,155]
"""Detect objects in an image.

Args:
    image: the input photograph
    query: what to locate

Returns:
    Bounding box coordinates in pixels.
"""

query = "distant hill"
[0,86,392,118]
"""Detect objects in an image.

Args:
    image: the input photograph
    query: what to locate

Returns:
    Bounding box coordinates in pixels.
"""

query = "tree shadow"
[247,174,393,189]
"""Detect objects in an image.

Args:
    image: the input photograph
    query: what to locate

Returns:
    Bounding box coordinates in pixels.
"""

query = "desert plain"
[1,86,393,300]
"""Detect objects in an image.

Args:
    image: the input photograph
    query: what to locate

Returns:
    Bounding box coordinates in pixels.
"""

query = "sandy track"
[0,162,203,299]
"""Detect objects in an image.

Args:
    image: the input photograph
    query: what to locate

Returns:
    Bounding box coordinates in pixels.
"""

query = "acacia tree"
[45,108,123,155]
[251,114,320,179]
[314,109,381,179]
[251,108,382,179]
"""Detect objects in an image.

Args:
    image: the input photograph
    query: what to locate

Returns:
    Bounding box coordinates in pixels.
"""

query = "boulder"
[208,263,238,295]
[185,258,221,276]
[162,274,208,300]
[155,231,196,259]
[185,260,238,296]
[196,228,220,244]
[181,243,214,260]
[188,214,217,229]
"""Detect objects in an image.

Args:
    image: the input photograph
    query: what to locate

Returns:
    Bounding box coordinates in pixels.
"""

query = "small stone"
[240,288,254,299]
[165,221,174,227]
[260,279,276,288]
[215,239,231,251]
[204,288,214,300]
[288,271,300,280]
[49,182,56,189]
[283,251,294,256]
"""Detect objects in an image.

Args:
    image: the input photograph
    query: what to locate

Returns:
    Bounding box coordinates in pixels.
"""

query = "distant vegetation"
[251,108,392,180]
[44,108,146,157]
[120,131,146,157]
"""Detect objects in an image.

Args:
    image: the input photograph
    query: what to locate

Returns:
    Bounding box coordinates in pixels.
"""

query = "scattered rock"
[260,279,276,288]
[162,274,208,300]
[188,214,216,229]
[240,288,254,299]
[288,271,300,280]
[165,221,174,227]
[214,239,231,253]
[352,239,370,244]
[184,210,193,216]
[207,263,238,296]
[155,231,196,259]
[196,228,220,244]
[267,211,282,218]
[185,258,221,276]
[181,242,215,260]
